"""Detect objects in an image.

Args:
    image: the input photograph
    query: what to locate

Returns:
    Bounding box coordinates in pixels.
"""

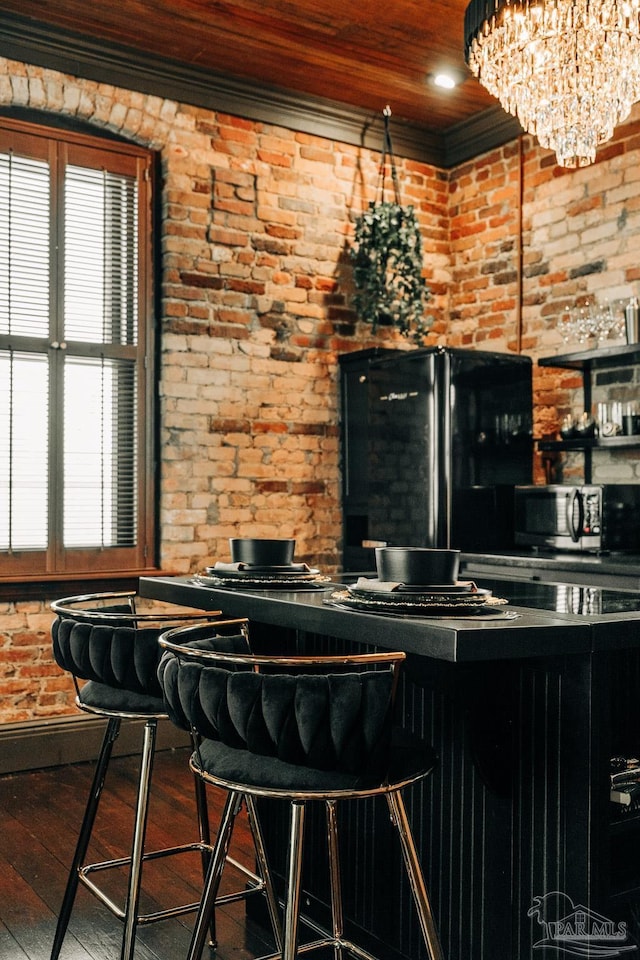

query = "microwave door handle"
[567,489,583,542]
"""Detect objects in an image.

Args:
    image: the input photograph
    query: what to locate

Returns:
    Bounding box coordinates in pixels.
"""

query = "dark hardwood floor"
[0,744,279,960]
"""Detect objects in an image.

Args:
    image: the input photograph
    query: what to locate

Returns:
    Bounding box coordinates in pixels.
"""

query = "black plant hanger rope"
[349,105,432,342]
[378,106,401,205]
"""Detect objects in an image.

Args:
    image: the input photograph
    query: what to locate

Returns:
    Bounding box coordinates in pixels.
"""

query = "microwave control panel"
[583,489,601,534]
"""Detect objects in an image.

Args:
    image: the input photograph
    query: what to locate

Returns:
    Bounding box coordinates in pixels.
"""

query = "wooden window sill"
[0,569,177,602]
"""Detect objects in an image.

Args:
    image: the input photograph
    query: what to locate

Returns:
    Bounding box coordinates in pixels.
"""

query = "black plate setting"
[205,564,320,580]
[392,581,477,595]
[325,590,509,617]
[349,579,491,601]
[194,572,332,591]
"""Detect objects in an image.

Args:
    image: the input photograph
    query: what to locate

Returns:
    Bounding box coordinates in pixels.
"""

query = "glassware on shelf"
[557,301,597,344]
[557,305,575,344]
[595,298,624,343]
[559,413,576,439]
[594,298,625,342]
[560,403,640,441]
[574,411,597,438]
[625,297,639,344]
[622,401,640,436]
[556,297,627,346]
[596,401,623,438]
[575,302,597,343]
[559,411,596,439]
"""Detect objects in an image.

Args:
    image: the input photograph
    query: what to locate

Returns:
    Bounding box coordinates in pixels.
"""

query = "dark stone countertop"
[460,549,640,589]
[140,575,594,663]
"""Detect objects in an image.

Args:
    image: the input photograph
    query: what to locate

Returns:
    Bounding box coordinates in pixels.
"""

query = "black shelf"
[539,436,640,452]
[539,343,640,371]
[538,345,640,483]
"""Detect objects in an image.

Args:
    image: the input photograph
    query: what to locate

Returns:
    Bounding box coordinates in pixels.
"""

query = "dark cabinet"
[339,347,533,571]
[338,347,396,571]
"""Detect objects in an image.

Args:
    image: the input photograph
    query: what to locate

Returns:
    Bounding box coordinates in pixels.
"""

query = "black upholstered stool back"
[159,644,397,789]
[52,592,224,708]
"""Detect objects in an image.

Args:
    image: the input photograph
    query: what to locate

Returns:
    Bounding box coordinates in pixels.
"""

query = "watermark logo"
[528,892,637,957]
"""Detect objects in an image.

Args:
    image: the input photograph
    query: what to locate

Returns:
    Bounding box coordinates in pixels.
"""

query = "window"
[0,117,155,581]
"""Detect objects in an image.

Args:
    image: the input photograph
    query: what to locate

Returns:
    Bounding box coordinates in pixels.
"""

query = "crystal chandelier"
[464,0,640,168]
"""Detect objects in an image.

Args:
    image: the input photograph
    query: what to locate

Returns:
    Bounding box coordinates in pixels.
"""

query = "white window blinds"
[0,119,153,578]
[0,153,50,338]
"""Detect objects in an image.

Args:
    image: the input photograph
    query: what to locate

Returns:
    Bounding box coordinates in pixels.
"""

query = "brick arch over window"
[0,59,181,150]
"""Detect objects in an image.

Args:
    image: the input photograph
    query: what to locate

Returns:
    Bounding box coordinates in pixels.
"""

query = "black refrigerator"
[339,346,533,571]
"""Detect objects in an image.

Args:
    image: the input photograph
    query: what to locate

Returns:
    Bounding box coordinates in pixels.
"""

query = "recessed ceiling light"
[432,72,457,90]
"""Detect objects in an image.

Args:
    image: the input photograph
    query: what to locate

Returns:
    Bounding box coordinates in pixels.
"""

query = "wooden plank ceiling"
[0,0,499,133]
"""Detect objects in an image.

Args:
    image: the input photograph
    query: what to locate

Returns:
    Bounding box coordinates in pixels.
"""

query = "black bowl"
[229,537,296,567]
[375,547,460,585]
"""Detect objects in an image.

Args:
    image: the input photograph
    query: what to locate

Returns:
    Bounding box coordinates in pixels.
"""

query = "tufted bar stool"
[50,592,278,960]
[158,621,445,960]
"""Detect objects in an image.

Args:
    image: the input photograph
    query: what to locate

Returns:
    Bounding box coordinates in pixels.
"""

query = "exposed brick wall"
[1,56,640,723]
[157,110,449,573]
[0,602,64,722]
[448,140,523,354]
[521,124,640,484]
[448,118,640,484]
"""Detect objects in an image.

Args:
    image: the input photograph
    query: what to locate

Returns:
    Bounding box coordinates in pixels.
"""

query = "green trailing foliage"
[350,200,432,342]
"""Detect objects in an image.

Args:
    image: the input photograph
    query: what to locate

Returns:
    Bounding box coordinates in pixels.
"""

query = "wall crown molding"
[0,12,518,168]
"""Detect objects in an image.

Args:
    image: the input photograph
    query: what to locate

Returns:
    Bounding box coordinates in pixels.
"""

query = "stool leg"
[386,790,444,960]
[187,790,243,960]
[190,735,216,950]
[325,799,344,956]
[283,801,306,960]
[50,716,121,960]
[244,795,283,952]
[120,717,157,960]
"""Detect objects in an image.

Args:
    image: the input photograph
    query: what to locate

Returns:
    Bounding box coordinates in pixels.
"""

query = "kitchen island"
[140,574,640,960]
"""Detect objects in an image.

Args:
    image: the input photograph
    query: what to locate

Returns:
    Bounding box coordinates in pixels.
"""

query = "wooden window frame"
[0,116,158,599]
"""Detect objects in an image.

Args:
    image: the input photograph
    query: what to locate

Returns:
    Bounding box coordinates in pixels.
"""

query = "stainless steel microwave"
[514,484,640,552]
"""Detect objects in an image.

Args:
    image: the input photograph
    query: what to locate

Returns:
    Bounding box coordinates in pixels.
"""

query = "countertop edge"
[140,576,592,663]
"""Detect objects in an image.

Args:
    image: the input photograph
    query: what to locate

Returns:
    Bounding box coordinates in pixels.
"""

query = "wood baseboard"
[0,715,191,776]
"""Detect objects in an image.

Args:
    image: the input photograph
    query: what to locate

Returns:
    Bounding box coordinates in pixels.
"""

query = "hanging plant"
[350,108,433,343]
